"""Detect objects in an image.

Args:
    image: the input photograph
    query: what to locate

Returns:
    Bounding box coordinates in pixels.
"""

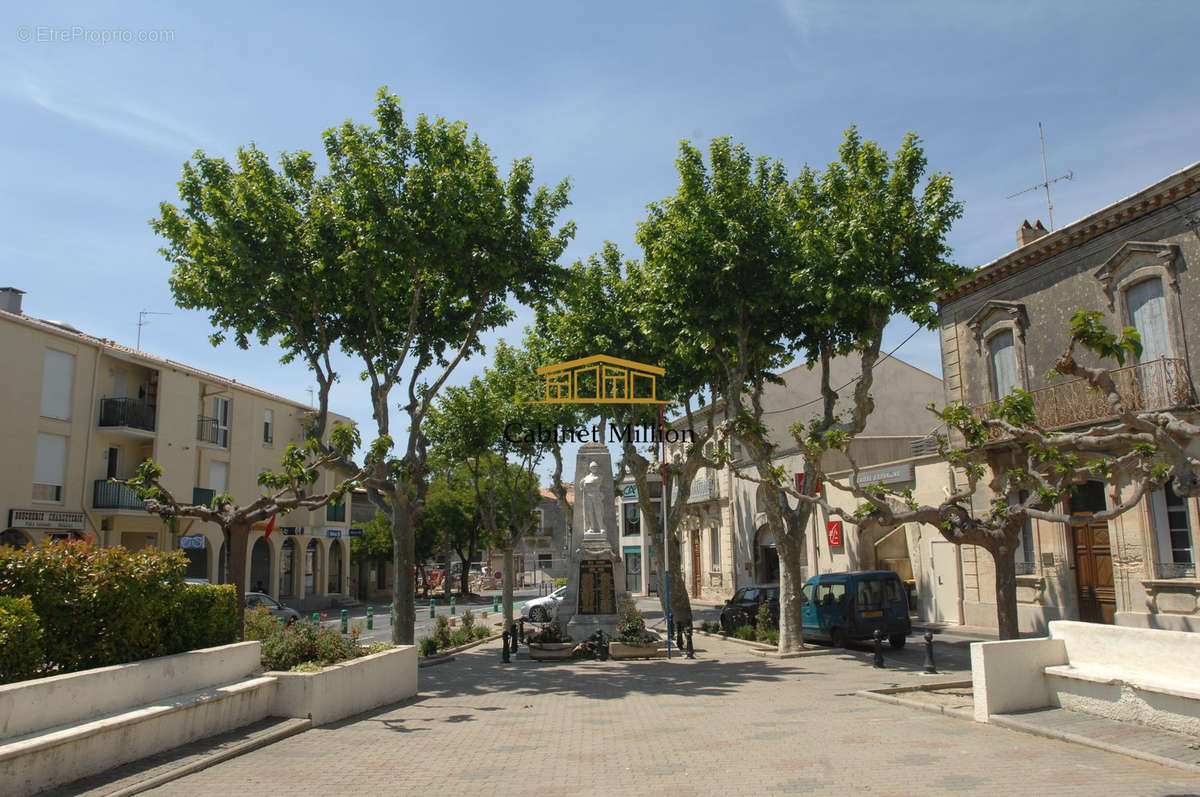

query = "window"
[326,502,346,522]
[815,583,845,607]
[800,584,813,606]
[988,330,1019,399]
[533,508,544,534]
[1127,278,1172,362]
[40,349,75,420]
[884,578,905,604]
[538,553,553,569]
[623,503,640,536]
[857,578,884,609]
[1150,484,1194,576]
[211,396,231,447]
[33,433,67,502]
[208,460,229,494]
[263,409,274,445]
[709,526,720,571]
[1014,490,1036,573]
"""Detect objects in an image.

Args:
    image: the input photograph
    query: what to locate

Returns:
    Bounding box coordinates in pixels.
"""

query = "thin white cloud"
[8,71,202,154]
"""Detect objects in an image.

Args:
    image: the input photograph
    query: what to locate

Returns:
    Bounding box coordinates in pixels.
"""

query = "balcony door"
[1070,482,1115,624]
[1128,278,1173,408]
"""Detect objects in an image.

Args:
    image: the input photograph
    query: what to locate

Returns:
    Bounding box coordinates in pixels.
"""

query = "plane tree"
[153,88,574,644]
[637,130,963,652]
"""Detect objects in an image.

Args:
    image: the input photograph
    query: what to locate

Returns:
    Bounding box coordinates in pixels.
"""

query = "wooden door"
[691,530,702,596]
[1073,521,1116,624]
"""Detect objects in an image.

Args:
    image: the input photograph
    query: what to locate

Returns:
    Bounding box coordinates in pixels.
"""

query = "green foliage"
[0,596,45,684]
[449,628,471,647]
[1069,310,1142,365]
[460,608,475,635]
[165,584,238,653]
[754,602,775,641]
[526,622,571,643]
[0,541,200,673]
[243,607,364,670]
[615,595,656,644]
[419,637,439,657]
[698,620,720,634]
[734,625,757,641]
[553,578,567,587]
[472,625,491,640]
[432,615,453,650]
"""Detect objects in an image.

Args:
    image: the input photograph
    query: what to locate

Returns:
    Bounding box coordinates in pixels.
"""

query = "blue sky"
[4,1,1199,479]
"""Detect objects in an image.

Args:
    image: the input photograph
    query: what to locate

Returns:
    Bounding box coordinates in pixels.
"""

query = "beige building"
[0,288,359,611]
[937,161,1200,633]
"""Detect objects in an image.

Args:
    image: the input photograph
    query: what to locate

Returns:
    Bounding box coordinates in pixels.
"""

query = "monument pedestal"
[561,444,625,639]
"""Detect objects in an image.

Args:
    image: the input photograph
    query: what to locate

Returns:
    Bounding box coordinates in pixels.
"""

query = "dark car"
[719,585,780,632]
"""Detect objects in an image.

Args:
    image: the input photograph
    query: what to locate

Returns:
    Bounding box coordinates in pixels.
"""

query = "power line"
[762,324,924,416]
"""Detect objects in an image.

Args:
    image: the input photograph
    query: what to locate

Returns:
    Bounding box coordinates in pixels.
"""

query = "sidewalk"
[138,634,1197,796]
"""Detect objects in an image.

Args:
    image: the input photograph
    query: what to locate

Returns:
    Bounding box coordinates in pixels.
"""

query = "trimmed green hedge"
[0,595,45,684]
[0,541,236,675]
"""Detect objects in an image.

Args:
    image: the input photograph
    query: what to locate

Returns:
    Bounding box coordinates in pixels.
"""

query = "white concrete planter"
[270,645,417,726]
[527,642,574,661]
[609,642,665,660]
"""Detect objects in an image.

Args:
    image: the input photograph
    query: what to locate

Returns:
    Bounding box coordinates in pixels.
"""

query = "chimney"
[0,287,24,315]
[1016,219,1049,247]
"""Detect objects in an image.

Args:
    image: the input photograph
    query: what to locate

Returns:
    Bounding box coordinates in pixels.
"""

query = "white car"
[521,586,566,622]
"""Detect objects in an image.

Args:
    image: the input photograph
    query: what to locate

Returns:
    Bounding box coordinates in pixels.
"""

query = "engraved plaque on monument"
[578,559,616,615]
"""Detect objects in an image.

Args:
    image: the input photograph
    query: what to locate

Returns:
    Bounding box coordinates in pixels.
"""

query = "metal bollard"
[493,594,499,613]
[872,629,885,668]
[311,612,320,626]
[923,630,938,674]
[685,626,694,659]
[501,630,511,663]
[450,595,456,615]
[389,604,394,627]
[676,624,684,650]
[429,598,435,619]
[340,609,348,634]
[518,618,526,644]
[366,606,374,630]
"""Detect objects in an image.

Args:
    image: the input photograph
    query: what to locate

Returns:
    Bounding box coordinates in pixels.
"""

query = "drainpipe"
[79,341,104,546]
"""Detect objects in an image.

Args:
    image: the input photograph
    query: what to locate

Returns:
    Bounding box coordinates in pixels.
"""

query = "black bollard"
[599,633,609,661]
[676,624,684,650]
[923,630,938,674]
[518,618,526,644]
[685,626,694,659]
[502,630,511,663]
[872,629,885,668]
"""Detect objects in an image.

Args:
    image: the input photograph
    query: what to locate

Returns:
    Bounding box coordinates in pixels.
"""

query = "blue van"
[800,570,911,649]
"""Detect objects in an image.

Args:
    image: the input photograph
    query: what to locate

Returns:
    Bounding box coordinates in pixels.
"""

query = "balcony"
[687,475,718,503]
[196,416,230,448]
[192,487,215,507]
[93,480,146,511]
[1153,561,1196,579]
[973,357,1193,434]
[98,398,156,435]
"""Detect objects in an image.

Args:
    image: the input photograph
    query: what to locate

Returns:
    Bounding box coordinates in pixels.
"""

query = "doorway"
[755,526,780,584]
[929,539,959,623]
[1070,482,1116,624]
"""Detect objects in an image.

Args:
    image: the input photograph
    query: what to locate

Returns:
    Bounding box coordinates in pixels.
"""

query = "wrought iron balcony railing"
[972,357,1193,434]
[687,475,717,503]
[1014,561,1037,576]
[1153,561,1196,579]
[93,479,147,511]
[98,397,156,432]
[196,416,230,447]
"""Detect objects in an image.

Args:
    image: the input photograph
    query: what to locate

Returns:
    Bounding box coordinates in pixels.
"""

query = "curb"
[987,713,1200,776]
[418,630,503,666]
[856,681,974,721]
[418,655,456,668]
[103,717,312,796]
[693,630,774,652]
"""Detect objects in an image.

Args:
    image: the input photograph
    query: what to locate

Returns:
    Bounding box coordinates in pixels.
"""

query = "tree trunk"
[992,545,1020,640]
[442,533,452,600]
[389,499,416,645]
[228,519,251,638]
[775,531,806,653]
[502,545,515,636]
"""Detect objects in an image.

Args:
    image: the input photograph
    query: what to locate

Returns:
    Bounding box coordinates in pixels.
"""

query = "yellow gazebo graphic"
[530,355,667,404]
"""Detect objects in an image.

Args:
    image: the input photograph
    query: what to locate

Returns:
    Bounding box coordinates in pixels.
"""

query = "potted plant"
[526,622,574,661]
[609,596,663,659]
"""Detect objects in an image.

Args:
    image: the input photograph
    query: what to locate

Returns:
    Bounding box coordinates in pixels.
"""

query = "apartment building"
[936,161,1200,633]
[0,288,358,611]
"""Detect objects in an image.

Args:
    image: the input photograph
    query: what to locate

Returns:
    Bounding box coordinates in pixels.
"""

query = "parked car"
[800,570,911,648]
[520,586,566,622]
[183,577,210,585]
[719,585,780,632]
[245,591,300,625]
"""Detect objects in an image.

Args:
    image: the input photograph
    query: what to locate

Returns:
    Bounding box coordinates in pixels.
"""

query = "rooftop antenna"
[136,310,171,350]
[1006,122,1073,230]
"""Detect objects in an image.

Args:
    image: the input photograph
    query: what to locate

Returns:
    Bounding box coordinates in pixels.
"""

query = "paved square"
[148,635,1200,795]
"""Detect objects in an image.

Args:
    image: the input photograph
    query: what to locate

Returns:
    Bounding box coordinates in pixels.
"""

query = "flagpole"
[659,401,672,659]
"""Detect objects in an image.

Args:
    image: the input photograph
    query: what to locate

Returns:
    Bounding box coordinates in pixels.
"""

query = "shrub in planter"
[450,628,471,647]
[165,584,237,652]
[472,625,490,640]
[734,625,756,641]
[754,603,774,643]
[418,637,438,657]
[0,595,45,684]
[460,609,475,635]
[526,622,571,644]
[432,615,453,650]
[616,596,659,647]
[244,606,363,670]
[698,620,720,634]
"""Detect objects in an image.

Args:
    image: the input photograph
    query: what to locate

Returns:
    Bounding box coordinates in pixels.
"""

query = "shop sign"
[326,528,342,538]
[621,485,637,499]
[180,534,206,550]
[826,520,843,547]
[9,508,85,530]
[281,527,304,535]
[852,463,915,487]
[348,528,364,537]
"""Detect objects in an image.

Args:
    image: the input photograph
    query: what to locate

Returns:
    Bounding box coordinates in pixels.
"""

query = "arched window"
[988,330,1019,399]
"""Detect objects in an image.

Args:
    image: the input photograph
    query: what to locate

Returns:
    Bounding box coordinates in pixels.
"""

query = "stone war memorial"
[561,443,625,639]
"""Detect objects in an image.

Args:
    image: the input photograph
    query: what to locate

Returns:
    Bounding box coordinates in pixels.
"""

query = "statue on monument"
[581,460,605,537]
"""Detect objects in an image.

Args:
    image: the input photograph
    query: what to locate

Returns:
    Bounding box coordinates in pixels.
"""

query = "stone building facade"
[938,161,1200,633]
